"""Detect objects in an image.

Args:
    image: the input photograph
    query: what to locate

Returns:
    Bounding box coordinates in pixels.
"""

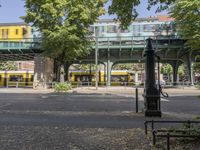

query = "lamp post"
[144,38,161,117]
[95,35,98,90]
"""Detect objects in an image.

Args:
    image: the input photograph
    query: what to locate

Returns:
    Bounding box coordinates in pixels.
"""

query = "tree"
[193,63,200,75]
[170,0,200,51]
[178,64,186,76]
[113,63,139,72]
[161,64,173,82]
[25,0,106,82]
[108,0,175,28]
[0,61,17,70]
[72,64,96,71]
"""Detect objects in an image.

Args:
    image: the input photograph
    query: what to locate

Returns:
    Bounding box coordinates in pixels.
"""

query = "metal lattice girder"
[0,37,195,62]
[0,53,35,61]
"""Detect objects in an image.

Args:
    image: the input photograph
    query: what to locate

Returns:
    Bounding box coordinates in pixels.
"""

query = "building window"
[6,29,9,37]
[138,73,142,81]
[1,29,3,37]
[19,62,22,70]
[16,29,19,35]
[107,25,117,33]
[22,28,27,35]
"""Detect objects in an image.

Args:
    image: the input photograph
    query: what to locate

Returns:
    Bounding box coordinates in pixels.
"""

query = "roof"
[97,15,175,24]
[0,22,29,26]
[157,15,174,22]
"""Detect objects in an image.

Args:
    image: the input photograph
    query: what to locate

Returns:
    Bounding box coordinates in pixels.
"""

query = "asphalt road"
[0,91,199,128]
[0,89,199,150]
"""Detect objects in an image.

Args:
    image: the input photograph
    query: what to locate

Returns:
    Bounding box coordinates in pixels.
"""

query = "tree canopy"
[170,0,200,51]
[108,0,175,28]
[25,0,106,62]
[0,62,17,71]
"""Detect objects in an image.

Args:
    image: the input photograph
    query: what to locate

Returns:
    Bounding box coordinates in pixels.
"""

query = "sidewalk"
[0,86,199,95]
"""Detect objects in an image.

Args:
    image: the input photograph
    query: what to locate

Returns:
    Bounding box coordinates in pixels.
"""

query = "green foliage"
[25,0,106,62]
[113,63,140,72]
[170,0,200,51]
[108,0,175,28]
[0,61,17,70]
[72,64,96,71]
[178,64,186,76]
[196,85,200,90]
[54,82,72,92]
[193,63,200,74]
[161,64,173,74]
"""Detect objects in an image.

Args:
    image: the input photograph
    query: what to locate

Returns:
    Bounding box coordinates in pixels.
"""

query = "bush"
[196,84,200,90]
[54,82,72,92]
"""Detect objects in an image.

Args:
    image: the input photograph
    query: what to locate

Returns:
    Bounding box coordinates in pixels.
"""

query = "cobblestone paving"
[0,126,150,150]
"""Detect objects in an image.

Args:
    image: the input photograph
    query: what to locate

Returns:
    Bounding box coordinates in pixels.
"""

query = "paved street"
[0,87,199,149]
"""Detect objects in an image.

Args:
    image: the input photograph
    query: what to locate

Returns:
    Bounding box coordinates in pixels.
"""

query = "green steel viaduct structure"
[0,36,199,87]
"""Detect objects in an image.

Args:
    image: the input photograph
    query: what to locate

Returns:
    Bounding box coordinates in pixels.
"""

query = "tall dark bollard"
[144,38,161,117]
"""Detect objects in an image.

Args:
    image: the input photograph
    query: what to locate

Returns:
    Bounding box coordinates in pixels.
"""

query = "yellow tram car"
[69,70,135,86]
[0,71,34,87]
[0,70,136,87]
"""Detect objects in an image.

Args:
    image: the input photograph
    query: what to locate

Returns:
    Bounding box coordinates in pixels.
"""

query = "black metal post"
[167,133,170,150]
[153,130,156,145]
[144,122,148,135]
[144,38,161,117]
[136,88,138,113]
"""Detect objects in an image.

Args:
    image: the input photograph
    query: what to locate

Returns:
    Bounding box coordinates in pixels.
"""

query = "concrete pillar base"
[34,56,54,89]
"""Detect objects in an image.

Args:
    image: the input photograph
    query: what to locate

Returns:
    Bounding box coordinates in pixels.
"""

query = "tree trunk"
[53,60,60,82]
[64,63,70,81]
[60,64,65,83]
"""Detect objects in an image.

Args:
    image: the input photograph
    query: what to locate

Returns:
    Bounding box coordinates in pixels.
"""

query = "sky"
[0,0,168,23]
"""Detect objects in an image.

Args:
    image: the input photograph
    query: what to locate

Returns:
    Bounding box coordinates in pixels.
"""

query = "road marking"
[161,98,169,102]
[0,103,11,108]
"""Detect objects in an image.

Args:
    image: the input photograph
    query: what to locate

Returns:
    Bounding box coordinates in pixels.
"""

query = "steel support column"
[171,60,179,85]
[186,52,194,85]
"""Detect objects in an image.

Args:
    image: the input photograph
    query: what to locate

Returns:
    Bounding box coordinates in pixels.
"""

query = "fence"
[144,120,200,150]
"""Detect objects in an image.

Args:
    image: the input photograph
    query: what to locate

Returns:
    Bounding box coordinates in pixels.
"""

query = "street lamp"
[95,28,99,90]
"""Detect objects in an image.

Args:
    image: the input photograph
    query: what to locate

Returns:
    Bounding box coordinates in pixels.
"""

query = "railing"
[0,38,41,50]
[144,120,200,150]
[6,81,33,88]
[70,81,139,88]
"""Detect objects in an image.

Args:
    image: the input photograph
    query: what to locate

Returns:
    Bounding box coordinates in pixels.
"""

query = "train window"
[0,75,1,81]
[111,75,128,82]
[9,75,23,82]
[144,24,155,32]
[107,25,117,33]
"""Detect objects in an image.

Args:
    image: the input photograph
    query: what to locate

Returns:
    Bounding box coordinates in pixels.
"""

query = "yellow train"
[0,71,34,87]
[0,70,137,87]
[69,70,135,86]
